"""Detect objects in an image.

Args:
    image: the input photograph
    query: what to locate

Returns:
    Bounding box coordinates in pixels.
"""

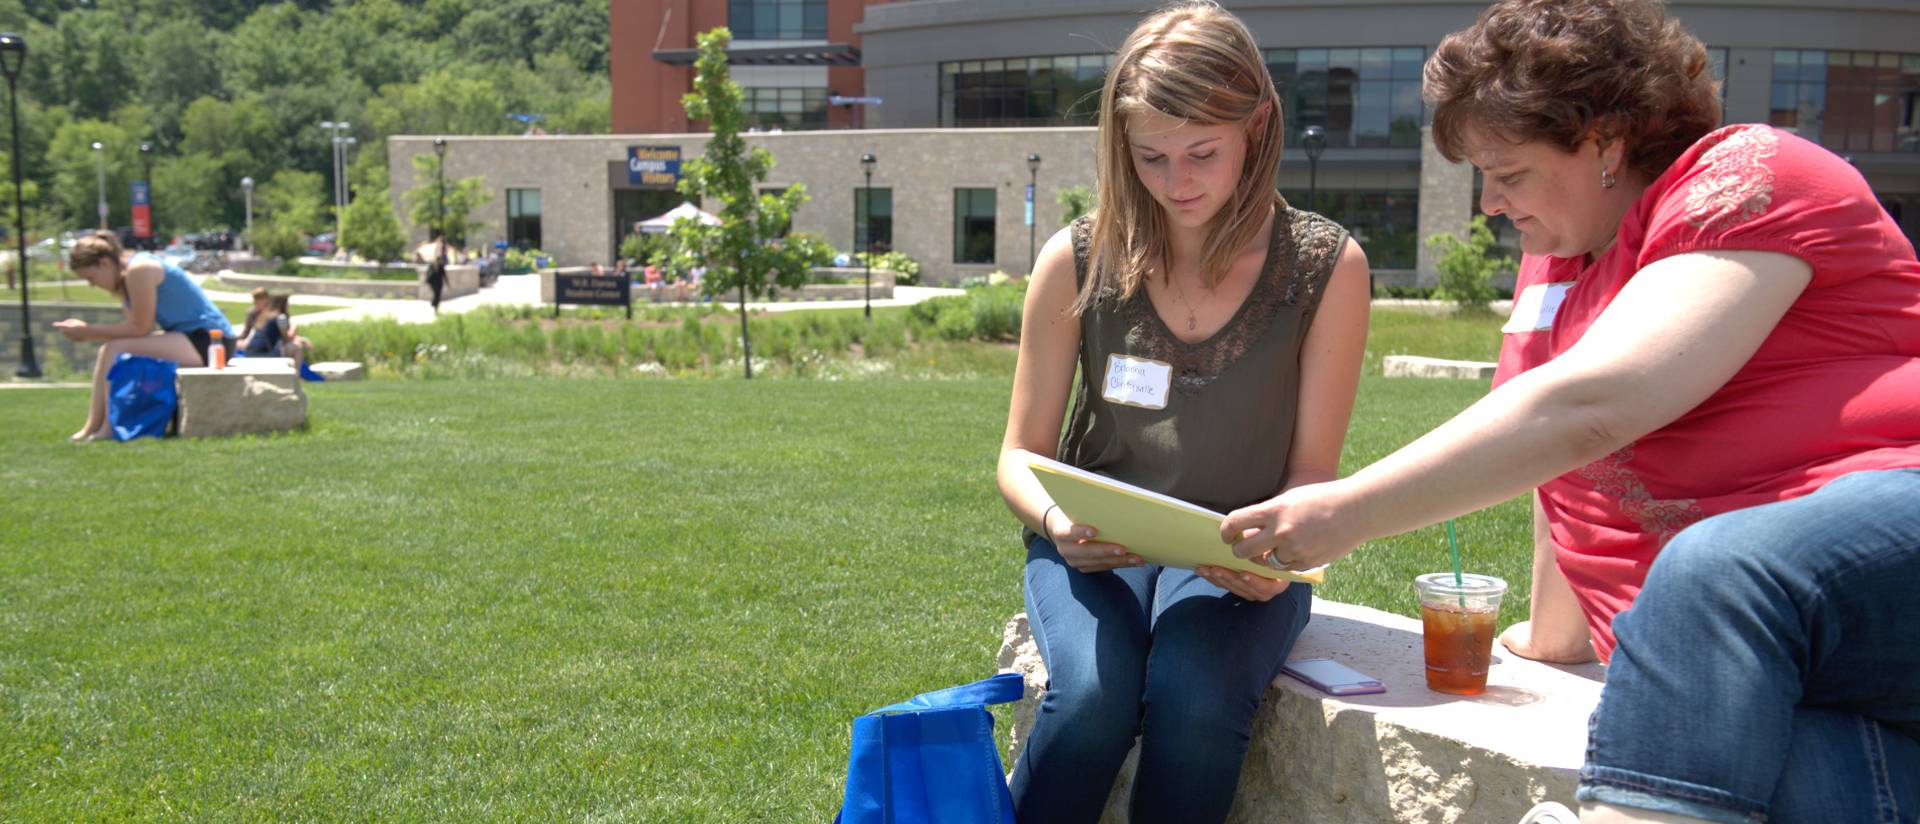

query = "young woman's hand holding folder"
[1039,506,1143,573]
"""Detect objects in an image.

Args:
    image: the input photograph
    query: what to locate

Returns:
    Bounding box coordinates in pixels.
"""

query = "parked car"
[159,243,196,268]
[307,232,336,256]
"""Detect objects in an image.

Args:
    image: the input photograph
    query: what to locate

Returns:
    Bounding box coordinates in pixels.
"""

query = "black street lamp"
[860,152,875,320]
[1301,125,1326,213]
[1,32,37,378]
[1027,153,1041,275]
[139,142,153,248]
[432,138,447,264]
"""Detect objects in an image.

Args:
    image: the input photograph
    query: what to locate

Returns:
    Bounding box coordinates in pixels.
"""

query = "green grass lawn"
[0,309,1516,820]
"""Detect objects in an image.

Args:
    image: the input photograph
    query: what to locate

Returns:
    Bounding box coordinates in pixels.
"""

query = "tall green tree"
[340,185,404,262]
[47,119,135,229]
[152,152,227,236]
[259,168,327,234]
[670,27,820,379]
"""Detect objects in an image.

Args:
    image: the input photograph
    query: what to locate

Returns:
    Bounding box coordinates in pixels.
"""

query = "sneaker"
[1518,801,1579,823]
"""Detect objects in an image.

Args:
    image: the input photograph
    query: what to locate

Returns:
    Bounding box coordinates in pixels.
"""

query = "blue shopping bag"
[834,672,1024,824]
[106,354,178,441]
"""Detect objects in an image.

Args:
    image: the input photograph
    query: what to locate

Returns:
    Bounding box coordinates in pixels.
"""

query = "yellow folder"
[1027,453,1327,585]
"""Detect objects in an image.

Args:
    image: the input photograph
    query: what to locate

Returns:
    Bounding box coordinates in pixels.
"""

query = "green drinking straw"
[1445,519,1467,609]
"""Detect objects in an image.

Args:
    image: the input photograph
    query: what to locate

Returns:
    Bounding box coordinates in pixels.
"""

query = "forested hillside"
[0,0,610,239]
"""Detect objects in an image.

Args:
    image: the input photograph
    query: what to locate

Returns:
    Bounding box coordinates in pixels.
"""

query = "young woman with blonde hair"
[54,230,233,441]
[994,2,1371,819]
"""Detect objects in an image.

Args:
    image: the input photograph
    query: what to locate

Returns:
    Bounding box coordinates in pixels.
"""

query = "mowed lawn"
[0,309,1519,820]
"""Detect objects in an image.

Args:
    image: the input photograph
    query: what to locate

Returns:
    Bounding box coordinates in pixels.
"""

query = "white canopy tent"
[636,202,722,234]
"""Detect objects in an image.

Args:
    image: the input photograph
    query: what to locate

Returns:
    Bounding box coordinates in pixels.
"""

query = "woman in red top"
[1218,1,1920,822]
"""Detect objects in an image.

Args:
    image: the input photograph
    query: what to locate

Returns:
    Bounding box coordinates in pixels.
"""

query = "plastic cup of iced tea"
[1415,573,1507,695]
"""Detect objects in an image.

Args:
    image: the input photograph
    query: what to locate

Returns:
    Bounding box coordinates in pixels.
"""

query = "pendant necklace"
[1169,271,1208,333]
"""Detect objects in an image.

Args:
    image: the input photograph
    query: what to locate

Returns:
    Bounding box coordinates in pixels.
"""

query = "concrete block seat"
[997,598,1604,823]
[176,361,307,438]
[310,362,365,381]
[1383,355,1498,380]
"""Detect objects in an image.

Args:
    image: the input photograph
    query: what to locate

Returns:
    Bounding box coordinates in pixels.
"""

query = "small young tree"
[404,153,493,248]
[341,188,407,263]
[1425,215,1514,313]
[669,27,819,379]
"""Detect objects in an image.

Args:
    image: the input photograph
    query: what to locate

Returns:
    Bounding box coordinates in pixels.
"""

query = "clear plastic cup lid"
[1414,572,1507,597]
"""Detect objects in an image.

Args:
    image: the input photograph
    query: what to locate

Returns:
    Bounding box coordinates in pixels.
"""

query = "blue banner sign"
[628,146,681,188]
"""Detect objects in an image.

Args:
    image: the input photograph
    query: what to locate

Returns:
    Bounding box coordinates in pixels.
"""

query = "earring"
[1600,167,1616,189]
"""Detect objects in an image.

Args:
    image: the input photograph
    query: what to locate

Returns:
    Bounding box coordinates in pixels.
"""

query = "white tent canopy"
[636,202,722,234]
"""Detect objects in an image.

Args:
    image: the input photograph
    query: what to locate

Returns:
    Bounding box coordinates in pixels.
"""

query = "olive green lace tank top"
[1054,203,1349,514]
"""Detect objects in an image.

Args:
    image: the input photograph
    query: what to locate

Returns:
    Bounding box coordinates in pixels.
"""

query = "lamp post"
[138,141,153,248]
[1026,153,1041,275]
[433,139,447,262]
[1301,125,1326,213]
[240,176,254,246]
[1,32,37,378]
[91,141,106,230]
[318,120,350,254]
[860,152,875,320]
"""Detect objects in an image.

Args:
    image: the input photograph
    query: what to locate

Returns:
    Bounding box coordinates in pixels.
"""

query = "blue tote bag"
[834,672,1024,824]
[106,354,178,441]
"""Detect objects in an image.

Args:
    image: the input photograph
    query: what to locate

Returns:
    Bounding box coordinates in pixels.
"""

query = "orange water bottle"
[208,329,227,369]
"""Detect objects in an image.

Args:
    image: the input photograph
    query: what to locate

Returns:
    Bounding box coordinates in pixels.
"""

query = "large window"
[729,0,825,41]
[953,188,996,264]
[855,187,892,253]
[1265,47,1426,149]
[1772,50,1920,153]
[744,87,829,131]
[1284,189,1420,270]
[1881,193,1920,249]
[507,188,541,250]
[940,54,1112,127]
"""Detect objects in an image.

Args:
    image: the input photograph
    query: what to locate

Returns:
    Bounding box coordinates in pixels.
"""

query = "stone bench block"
[1383,355,1497,380]
[228,357,296,372]
[997,598,1604,823]
[310,361,364,381]
[176,367,307,438]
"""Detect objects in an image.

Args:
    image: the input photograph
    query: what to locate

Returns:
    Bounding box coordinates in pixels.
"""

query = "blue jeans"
[1010,533,1312,824]
[1578,468,1920,823]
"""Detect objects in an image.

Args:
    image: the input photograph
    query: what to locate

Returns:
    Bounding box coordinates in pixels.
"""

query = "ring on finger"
[1261,551,1292,571]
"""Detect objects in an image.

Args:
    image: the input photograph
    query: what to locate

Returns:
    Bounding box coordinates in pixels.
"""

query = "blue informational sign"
[628,146,681,188]
[131,181,149,205]
[1024,183,1034,226]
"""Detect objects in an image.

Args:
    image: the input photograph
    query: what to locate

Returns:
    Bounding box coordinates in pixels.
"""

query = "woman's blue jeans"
[1010,533,1312,824]
[1579,468,1920,823]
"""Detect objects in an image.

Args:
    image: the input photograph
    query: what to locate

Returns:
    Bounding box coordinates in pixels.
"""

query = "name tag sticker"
[1101,354,1172,410]
[1503,281,1573,334]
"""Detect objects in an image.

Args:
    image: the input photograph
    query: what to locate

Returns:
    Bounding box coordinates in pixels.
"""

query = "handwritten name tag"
[1502,281,1573,334]
[1102,354,1172,410]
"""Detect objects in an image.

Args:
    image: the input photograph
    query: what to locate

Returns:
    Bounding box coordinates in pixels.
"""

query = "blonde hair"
[68,230,127,295]
[1076,0,1285,315]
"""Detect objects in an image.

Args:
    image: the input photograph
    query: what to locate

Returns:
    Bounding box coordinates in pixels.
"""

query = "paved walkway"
[196,275,968,327]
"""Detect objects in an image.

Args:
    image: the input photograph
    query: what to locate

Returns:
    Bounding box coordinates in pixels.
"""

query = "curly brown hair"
[1425,0,1721,181]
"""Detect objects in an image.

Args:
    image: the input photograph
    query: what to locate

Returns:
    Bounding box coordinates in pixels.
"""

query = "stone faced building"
[389,0,1920,286]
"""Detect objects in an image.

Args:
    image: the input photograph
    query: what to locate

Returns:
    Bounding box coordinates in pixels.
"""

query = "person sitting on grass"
[236,287,270,341]
[54,230,234,442]
[272,295,314,368]
[240,292,289,358]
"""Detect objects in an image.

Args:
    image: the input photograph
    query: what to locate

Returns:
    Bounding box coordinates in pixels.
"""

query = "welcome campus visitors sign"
[628,146,681,188]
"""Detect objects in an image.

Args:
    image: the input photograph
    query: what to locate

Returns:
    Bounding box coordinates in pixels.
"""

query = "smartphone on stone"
[1280,658,1386,696]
